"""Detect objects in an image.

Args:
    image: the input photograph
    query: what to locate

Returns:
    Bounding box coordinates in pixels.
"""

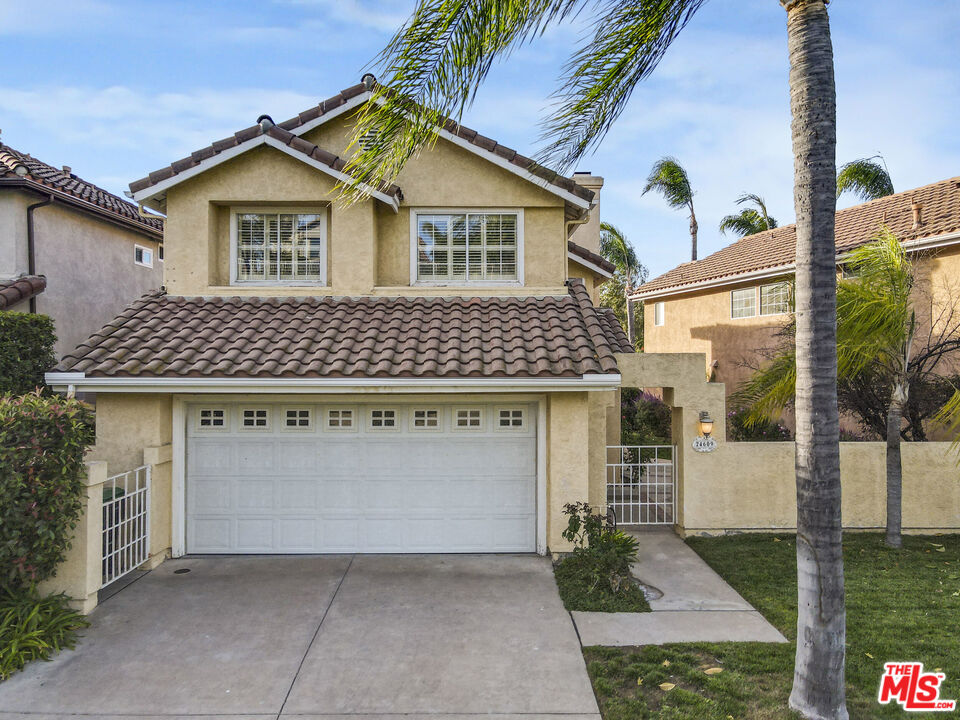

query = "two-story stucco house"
[0,140,164,357]
[46,79,629,560]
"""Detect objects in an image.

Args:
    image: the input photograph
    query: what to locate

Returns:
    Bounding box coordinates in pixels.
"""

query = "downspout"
[26,194,55,313]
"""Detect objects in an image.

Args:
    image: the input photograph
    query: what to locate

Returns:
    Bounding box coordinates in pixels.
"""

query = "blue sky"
[2,0,958,278]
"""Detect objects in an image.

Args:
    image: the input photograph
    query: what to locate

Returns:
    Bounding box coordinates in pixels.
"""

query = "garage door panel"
[187,403,537,554]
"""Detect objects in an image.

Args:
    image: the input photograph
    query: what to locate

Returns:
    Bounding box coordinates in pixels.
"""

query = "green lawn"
[584,533,960,719]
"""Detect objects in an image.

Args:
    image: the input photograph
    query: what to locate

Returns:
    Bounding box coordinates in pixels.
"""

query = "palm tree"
[598,222,647,346]
[836,156,894,201]
[344,1,847,715]
[642,157,699,260]
[736,228,960,551]
[719,193,778,237]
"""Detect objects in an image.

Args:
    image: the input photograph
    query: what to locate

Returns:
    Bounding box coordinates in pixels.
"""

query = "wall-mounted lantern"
[693,411,718,453]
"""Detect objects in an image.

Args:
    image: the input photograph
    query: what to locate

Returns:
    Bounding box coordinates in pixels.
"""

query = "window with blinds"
[235,211,326,283]
[415,212,519,283]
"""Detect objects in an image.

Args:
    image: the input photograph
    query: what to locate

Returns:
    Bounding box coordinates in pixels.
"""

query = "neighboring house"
[633,177,960,401]
[46,79,627,559]
[0,140,164,357]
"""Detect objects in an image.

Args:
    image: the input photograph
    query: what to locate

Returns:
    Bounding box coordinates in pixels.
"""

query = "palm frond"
[719,193,777,236]
[729,349,798,426]
[836,156,894,201]
[641,156,693,208]
[599,221,646,286]
[933,388,960,459]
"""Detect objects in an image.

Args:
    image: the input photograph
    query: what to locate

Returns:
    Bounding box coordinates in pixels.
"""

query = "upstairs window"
[414,211,520,284]
[234,210,327,284]
[760,282,791,316]
[134,245,154,268]
[731,287,757,319]
[654,301,665,327]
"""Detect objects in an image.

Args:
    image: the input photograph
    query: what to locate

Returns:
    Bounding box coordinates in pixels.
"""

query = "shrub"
[0,586,88,680]
[726,407,792,442]
[0,313,56,395]
[0,392,96,589]
[621,388,672,445]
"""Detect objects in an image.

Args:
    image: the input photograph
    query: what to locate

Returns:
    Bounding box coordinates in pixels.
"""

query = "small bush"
[0,586,88,680]
[621,388,672,445]
[726,408,791,442]
[0,313,56,395]
[0,392,96,589]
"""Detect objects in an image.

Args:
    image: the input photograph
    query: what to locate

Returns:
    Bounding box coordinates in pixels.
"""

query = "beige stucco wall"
[0,192,30,278]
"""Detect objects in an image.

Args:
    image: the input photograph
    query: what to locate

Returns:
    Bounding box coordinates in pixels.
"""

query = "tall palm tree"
[836,156,894,201]
[736,228,960,549]
[599,222,647,346]
[642,157,698,260]
[344,1,847,715]
[719,193,779,237]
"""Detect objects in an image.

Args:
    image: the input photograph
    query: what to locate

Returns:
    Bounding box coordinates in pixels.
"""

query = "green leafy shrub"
[0,586,88,680]
[621,388,672,445]
[0,392,96,589]
[0,313,56,395]
[726,407,791,442]
[554,502,649,612]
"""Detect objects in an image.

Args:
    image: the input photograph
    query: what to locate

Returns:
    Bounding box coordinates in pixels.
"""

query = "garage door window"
[411,408,440,430]
[284,408,312,429]
[369,409,397,430]
[197,408,226,430]
[497,408,525,429]
[327,409,355,429]
[241,409,269,429]
[455,408,482,430]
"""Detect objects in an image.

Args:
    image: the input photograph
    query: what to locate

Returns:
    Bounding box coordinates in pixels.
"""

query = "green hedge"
[0,313,56,395]
[0,392,96,590]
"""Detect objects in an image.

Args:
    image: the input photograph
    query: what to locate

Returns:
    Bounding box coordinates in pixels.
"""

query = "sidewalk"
[571,528,788,646]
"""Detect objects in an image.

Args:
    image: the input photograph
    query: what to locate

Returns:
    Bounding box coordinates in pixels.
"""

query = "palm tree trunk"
[885,382,907,548]
[688,203,698,261]
[782,2,848,718]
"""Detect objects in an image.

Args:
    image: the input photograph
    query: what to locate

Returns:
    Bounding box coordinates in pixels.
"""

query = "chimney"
[569,171,604,254]
[912,201,923,230]
[61,165,71,175]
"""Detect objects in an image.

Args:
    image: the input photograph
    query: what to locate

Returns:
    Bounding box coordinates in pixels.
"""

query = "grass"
[554,553,652,613]
[585,533,960,719]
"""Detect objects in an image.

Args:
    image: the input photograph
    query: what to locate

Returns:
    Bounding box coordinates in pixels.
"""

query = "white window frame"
[134,244,154,268]
[495,407,527,431]
[324,407,357,432]
[368,408,400,431]
[229,206,328,286]
[731,287,758,319]
[409,208,524,286]
[410,407,442,432]
[453,407,484,431]
[282,407,314,431]
[759,281,791,316]
[654,301,665,327]
[239,407,271,430]
[195,407,228,431]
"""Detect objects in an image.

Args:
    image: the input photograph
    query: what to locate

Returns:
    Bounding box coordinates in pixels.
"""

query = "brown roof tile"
[59,280,624,379]
[568,240,615,274]
[636,177,960,297]
[0,275,46,310]
[597,308,633,353]
[0,145,163,235]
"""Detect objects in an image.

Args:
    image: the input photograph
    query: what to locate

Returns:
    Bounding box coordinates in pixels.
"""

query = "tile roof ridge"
[565,279,619,373]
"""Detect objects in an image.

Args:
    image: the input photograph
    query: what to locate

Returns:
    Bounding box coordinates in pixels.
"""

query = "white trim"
[292,92,371,136]
[46,373,622,393]
[409,209,525,287]
[567,251,613,279]
[229,206,329,286]
[536,396,547,556]
[134,244,154,268]
[172,397,186,558]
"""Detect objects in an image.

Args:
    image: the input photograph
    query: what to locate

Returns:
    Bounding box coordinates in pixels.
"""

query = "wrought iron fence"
[101,465,151,588]
[605,445,675,525]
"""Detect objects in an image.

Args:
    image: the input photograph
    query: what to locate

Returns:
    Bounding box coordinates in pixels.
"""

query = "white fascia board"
[630,264,795,302]
[294,92,371,135]
[44,373,622,394]
[568,252,613,279]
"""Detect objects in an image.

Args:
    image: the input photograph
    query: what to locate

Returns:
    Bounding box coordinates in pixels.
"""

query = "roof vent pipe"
[62,165,71,174]
[361,73,377,91]
[912,201,923,229]
[257,114,275,132]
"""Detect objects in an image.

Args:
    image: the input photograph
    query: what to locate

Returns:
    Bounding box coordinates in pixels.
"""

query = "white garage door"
[186,402,537,553]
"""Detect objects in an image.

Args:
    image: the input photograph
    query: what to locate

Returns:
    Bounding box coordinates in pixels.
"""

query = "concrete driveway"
[0,555,599,720]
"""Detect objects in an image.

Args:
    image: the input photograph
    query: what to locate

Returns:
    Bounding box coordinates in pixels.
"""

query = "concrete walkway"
[0,555,599,720]
[572,529,788,646]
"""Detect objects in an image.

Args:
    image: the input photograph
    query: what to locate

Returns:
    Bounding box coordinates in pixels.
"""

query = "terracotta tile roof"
[636,176,960,297]
[0,144,163,235]
[597,308,633,353]
[59,280,624,378]
[0,275,46,309]
[129,81,593,207]
[568,240,616,274]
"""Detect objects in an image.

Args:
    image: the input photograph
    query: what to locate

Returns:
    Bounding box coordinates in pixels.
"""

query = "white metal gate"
[101,465,151,587]
[606,445,675,525]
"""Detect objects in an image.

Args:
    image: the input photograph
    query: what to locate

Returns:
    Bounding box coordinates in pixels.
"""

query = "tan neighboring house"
[0,140,164,357]
[633,177,960,402]
[46,79,626,567]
